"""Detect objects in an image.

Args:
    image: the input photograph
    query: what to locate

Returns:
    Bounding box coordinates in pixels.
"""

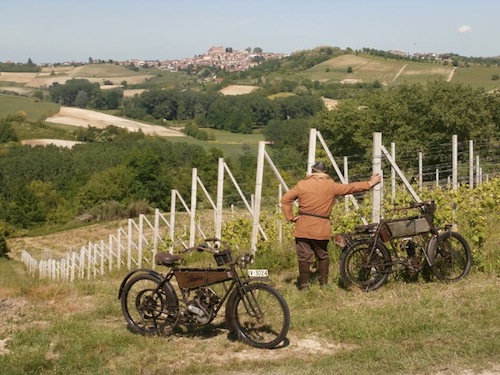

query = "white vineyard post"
[476,156,480,186]
[277,184,282,243]
[152,208,160,268]
[36,257,42,278]
[307,128,317,173]
[436,169,440,188]
[138,215,143,269]
[100,240,105,276]
[47,259,52,280]
[58,259,63,281]
[87,243,92,280]
[79,247,85,279]
[42,260,47,279]
[37,259,42,278]
[117,228,123,269]
[251,141,265,252]
[215,158,224,239]
[189,168,197,247]
[95,243,100,278]
[108,235,113,272]
[391,142,396,204]
[170,189,176,252]
[344,156,349,212]
[71,252,76,282]
[469,140,474,189]
[452,135,458,190]
[372,132,382,224]
[45,260,50,279]
[127,219,133,270]
[418,151,423,192]
[66,254,71,281]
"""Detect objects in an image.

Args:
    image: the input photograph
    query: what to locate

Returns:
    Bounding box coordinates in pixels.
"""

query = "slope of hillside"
[45,107,185,137]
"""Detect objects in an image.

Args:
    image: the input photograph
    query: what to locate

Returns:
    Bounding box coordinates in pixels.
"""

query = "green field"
[163,128,264,159]
[452,64,500,91]
[288,54,500,90]
[0,94,59,122]
[297,54,409,84]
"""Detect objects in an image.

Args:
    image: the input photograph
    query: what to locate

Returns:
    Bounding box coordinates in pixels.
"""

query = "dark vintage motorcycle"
[118,238,290,349]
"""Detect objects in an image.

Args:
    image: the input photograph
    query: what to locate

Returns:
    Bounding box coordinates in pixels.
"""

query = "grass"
[162,128,264,159]
[304,54,408,84]
[0,242,498,375]
[452,65,500,91]
[288,54,500,92]
[0,94,59,122]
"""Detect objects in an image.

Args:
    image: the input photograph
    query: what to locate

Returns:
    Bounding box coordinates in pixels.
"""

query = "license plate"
[248,269,268,277]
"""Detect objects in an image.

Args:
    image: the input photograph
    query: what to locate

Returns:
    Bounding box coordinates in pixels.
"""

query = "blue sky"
[1,0,498,64]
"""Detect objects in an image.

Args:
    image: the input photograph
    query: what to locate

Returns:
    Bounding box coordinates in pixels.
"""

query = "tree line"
[0,59,40,73]
[48,79,123,110]
[0,127,238,233]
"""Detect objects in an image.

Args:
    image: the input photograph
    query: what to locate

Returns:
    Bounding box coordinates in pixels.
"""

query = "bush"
[0,223,11,258]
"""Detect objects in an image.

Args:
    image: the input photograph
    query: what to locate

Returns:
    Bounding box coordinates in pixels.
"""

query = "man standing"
[280,162,381,290]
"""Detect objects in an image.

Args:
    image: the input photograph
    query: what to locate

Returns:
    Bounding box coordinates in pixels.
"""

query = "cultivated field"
[20,139,82,148]
[219,85,259,95]
[45,107,185,137]
[0,64,154,89]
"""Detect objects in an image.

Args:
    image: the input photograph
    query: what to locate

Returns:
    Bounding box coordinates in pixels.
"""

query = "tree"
[314,80,499,177]
[32,90,44,101]
[0,222,10,258]
[75,90,89,108]
[0,119,18,143]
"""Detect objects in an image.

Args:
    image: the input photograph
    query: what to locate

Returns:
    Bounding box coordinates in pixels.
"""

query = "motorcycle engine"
[186,287,220,324]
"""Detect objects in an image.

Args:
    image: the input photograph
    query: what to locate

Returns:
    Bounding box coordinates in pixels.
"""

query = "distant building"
[208,46,225,55]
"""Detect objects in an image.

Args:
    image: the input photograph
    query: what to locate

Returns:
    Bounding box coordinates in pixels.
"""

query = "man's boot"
[298,262,311,290]
[318,259,329,288]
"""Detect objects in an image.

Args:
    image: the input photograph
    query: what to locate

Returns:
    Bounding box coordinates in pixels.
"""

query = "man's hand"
[368,173,382,187]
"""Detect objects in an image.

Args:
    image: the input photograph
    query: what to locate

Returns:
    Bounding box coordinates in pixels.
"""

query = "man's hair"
[311,162,327,173]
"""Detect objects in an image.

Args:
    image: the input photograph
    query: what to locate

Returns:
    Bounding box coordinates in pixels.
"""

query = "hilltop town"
[116,46,287,73]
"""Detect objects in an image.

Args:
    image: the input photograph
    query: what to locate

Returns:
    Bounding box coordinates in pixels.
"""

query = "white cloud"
[458,25,472,34]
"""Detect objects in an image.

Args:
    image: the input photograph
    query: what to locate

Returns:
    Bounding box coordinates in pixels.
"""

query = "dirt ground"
[322,97,339,110]
[21,139,83,148]
[45,107,185,137]
[219,85,259,95]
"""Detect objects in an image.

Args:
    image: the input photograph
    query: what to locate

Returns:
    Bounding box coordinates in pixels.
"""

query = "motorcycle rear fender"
[117,268,163,300]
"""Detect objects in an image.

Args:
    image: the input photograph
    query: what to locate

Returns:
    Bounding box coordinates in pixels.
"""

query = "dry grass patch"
[219,85,259,95]
[322,97,339,110]
[21,139,83,148]
[45,107,185,136]
[0,72,38,83]
[123,88,145,97]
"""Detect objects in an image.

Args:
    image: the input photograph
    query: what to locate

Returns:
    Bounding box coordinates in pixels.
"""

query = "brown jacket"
[280,172,372,240]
